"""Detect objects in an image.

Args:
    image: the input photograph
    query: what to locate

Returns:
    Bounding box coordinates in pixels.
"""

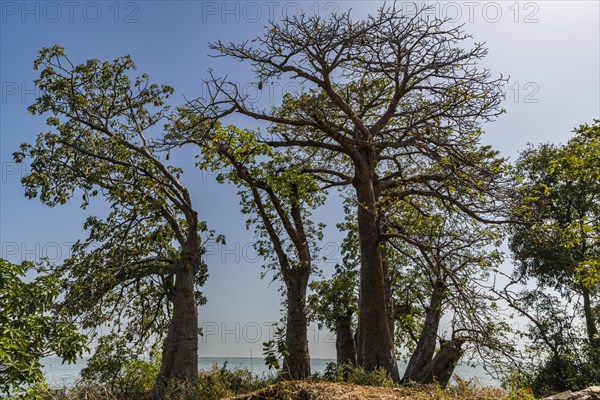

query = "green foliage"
[308,262,358,332]
[162,365,273,400]
[184,121,326,279]
[320,363,395,387]
[6,365,273,400]
[0,259,87,394]
[80,334,159,398]
[15,46,210,370]
[510,120,600,290]
[7,382,54,400]
[506,120,600,395]
[525,348,600,397]
[262,326,289,372]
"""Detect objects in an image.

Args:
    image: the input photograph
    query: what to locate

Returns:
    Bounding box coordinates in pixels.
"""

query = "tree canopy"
[0,259,86,394]
[14,45,213,399]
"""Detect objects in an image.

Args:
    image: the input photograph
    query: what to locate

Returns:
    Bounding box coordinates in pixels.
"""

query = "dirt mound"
[227,381,422,400]
[225,380,518,400]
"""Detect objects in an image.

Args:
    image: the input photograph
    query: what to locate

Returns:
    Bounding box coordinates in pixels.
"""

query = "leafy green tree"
[169,121,325,379]
[0,258,86,394]
[509,120,600,348]
[14,46,214,399]
[502,121,600,395]
[497,282,600,396]
[80,334,160,398]
[308,262,359,366]
[200,5,511,379]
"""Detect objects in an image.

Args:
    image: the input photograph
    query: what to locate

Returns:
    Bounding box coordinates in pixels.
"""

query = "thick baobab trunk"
[425,337,467,387]
[582,286,599,348]
[152,252,199,400]
[354,162,400,382]
[283,270,311,380]
[336,312,357,366]
[403,280,445,383]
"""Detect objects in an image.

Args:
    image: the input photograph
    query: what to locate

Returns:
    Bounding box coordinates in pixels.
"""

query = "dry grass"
[225,379,536,400]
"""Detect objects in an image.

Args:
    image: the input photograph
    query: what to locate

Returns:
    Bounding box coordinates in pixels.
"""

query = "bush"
[78,334,159,399]
[320,362,395,387]
[9,364,273,400]
[162,364,273,400]
[528,348,600,397]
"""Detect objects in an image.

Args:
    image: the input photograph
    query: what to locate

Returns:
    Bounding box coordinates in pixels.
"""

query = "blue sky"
[1,1,599,359]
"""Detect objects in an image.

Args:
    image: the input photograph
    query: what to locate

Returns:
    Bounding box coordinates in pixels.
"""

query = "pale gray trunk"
[582,286,599,348]
[423,337,467,387]
[354,159,400,382]
[336,312,357,366]
[402,280,444,383]
[151,252,199,400]
[283,270,311,380]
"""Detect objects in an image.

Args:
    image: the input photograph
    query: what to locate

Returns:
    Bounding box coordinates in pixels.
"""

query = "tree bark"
[283,269,311,380]
[381,244,397,352]
[152,250,199,400]
[582,286,599,348]
[354,161,400,382]
[403,280,444,383]
[336,312,357,366]
[424,337,467,388]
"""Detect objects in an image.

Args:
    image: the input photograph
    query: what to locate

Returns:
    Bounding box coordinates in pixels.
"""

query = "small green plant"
[162,364,273,400]
[79,334,159,399]
[262,325,289,372]
[320,362,395,387]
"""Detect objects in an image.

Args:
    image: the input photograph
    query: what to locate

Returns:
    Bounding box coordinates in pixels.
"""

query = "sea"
[41,356,499,388]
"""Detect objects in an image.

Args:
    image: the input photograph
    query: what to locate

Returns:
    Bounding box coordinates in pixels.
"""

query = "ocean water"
[41,356,499,388]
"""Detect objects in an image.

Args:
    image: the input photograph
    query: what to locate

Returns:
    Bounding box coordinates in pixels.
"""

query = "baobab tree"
[193,5,510,379]
[384,200,507,386]
[15,46,213,399]
[167,119,325,379]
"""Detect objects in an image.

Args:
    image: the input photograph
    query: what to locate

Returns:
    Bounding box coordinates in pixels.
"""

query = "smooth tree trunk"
[403,280,445,383]
[336,312,357,366]
[354,159,400,382]
[245,184,313,381]
[582,286,599,348]
[426,337,467,387]
[381,244,397,351]
[152,250,199,400]
[283,269,311,380]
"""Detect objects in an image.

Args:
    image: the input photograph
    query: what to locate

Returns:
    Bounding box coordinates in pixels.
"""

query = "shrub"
[528,348,600,397]
[162,364,273,400]
[320,362,395,387]
[79,334,159,399]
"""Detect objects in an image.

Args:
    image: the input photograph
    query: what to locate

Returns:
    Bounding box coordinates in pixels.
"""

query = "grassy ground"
[11,365,538,399]
[226,380,536,400]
